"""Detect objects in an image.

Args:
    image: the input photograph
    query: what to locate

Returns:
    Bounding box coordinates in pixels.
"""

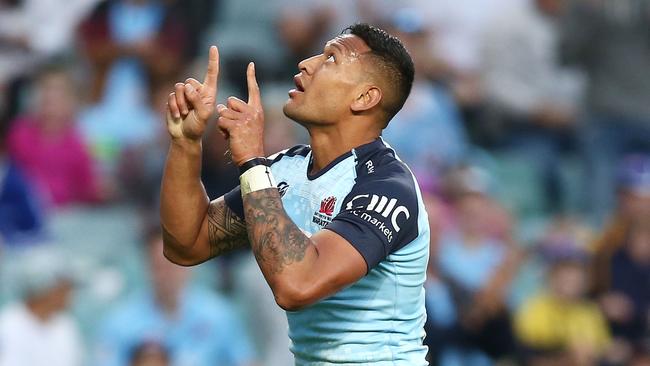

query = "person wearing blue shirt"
[94,235,256,366]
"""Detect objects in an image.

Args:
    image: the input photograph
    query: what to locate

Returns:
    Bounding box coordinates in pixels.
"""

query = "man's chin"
[283,101,316,126]
[282,101,300,121]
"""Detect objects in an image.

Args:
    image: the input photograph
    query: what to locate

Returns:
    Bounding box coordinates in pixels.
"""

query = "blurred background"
[0,0,649,365]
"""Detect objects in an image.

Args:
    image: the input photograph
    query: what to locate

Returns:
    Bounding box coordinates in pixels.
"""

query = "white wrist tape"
[240,164,276,195]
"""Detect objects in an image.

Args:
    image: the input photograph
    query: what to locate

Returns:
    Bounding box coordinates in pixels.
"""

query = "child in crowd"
[515,245,611,366]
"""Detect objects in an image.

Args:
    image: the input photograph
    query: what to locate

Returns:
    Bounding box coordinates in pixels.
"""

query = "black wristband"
[239,157,268,175]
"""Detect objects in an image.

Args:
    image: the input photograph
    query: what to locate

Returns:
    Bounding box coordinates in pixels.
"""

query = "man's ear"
[351,85,382,113]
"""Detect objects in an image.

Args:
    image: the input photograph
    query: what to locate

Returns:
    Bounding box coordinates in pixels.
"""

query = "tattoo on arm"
[207,199,249,257]
[243,188,311,274]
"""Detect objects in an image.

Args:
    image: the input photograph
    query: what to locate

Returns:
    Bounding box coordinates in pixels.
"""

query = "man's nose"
[298,54,322,75]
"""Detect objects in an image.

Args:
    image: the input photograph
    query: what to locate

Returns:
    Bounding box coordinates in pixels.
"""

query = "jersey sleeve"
[325,166,420,271]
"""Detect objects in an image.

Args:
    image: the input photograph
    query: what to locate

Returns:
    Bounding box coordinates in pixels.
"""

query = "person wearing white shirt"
[0,248,83,366]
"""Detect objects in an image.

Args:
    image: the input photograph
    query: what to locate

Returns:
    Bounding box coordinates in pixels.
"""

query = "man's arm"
[243,188,366,311]
[160,46,248,265]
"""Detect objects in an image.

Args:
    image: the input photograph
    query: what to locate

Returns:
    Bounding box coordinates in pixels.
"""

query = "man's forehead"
[326,34,371,55]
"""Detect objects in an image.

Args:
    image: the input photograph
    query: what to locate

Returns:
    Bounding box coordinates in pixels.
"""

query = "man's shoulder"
[352,138,418,194]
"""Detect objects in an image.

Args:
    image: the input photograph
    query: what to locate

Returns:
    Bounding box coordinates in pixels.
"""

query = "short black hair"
[343,23,414,124]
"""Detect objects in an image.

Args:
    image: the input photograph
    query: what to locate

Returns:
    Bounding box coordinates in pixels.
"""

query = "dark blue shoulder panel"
[325,139,420,270]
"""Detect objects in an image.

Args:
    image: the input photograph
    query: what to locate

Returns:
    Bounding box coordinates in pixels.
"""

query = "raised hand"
[166,46,220,141]
[217,62,266,166]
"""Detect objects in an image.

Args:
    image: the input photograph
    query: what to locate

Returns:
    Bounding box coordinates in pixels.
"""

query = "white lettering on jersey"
[346,194,370,210]
[391,206,410,232]
[365,160,375,174]
[344,194,411,241]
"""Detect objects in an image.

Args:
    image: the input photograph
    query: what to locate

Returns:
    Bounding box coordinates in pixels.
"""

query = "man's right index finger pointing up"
[203,45,219,93]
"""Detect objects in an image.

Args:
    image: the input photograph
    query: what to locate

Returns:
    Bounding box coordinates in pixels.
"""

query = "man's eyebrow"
[324,41,345,54]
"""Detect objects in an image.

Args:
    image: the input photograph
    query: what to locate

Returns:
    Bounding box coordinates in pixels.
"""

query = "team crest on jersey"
[312,196,336,227]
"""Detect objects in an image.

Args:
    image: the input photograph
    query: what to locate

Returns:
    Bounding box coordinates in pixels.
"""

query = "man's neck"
[155,292,180,318]
[307,125,379,173]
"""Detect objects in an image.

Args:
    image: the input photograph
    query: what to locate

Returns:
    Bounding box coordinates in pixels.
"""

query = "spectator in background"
[0,0,100,133]
[562,0,650,224]
[6,64,101,207]
[515,248,611,366]
[78,0,187,180]
[0,248,82,366]
[0,121,45,245]
[79,0,186,103]
[429,166,521,365]
[0,0,99,58]
[0,0,33,89]
[407,0,524,128]
[94,232,256,366]
[599,216,650,365]
[117,79,171,210]
[0,0,100,89]
[590,155,650,296]
[480,0,585,213]
[0,0,35,124]
[382,8,469,192]
[422,191,458,363]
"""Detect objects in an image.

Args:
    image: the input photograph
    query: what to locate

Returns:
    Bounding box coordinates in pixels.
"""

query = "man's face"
[36,73,76,124]
[550,263,586,301]
[283,34,372,126]
[46,280,73,314]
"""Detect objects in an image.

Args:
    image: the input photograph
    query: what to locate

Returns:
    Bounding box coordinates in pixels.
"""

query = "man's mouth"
[293,76,305,92]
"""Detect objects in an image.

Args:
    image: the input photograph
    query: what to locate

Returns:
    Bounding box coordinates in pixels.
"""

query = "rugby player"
[160,23,429,365]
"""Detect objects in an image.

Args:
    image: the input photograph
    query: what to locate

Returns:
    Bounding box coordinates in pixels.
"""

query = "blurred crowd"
[0,0,648,365]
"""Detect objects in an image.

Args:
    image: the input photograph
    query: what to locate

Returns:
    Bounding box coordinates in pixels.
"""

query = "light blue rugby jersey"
[224,138,430,365]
